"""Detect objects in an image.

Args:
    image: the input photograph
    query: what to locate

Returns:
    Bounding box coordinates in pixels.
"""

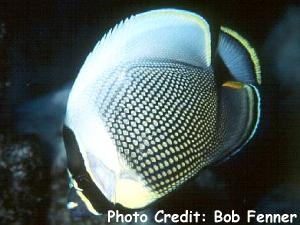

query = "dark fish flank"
[93,60,223,195]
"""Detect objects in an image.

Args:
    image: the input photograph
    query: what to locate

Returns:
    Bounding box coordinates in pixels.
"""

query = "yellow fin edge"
[221,26,261,84]
[222,81,245,89]
[141,9,211,66]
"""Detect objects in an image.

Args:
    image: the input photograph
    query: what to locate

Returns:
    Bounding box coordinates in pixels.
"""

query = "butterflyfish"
[63,8,261,215]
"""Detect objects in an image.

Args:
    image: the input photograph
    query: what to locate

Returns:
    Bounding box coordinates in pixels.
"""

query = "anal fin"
[215,82,260,162]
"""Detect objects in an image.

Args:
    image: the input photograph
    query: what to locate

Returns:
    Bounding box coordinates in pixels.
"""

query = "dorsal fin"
[218,26,261,85]
[80,9,212,80]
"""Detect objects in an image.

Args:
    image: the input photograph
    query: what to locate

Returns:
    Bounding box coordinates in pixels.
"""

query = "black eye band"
[63,125,116,213]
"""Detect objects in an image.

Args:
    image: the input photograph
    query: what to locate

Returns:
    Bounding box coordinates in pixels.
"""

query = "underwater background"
[0,0,299,224]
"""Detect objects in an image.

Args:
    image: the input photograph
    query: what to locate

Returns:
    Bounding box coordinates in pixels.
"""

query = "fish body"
[63,9,261,215]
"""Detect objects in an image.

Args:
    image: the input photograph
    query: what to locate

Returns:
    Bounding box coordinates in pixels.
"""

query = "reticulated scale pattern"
[95,59,221,196]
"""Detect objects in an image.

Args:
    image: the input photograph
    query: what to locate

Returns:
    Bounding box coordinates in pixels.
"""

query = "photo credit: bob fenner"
[107,210,298,224]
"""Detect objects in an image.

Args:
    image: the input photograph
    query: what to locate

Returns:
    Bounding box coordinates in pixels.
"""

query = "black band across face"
[63,125,116,213]
[63,125,153,215]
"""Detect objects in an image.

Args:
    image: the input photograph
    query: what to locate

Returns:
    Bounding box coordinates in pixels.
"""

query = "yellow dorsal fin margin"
[221,26,261,84]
